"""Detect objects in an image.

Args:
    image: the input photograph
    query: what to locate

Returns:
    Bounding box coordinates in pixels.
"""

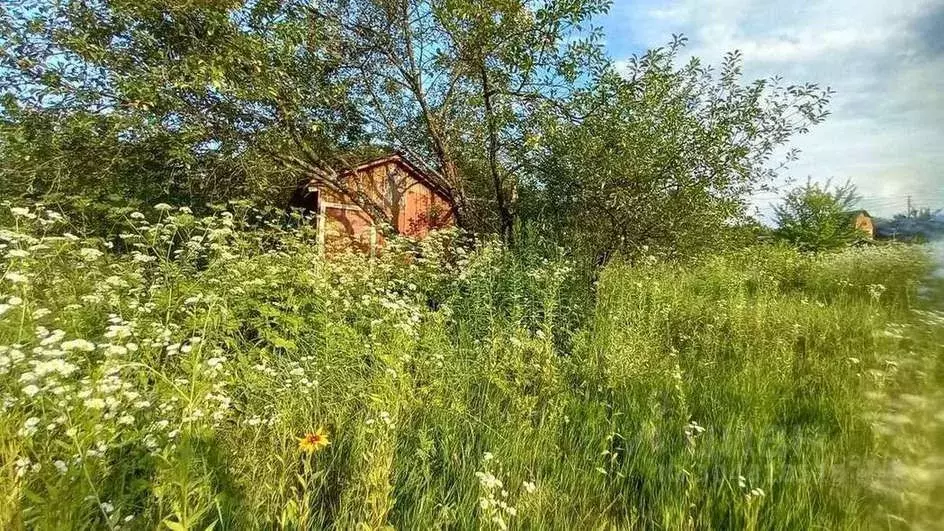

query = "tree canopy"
[1,0,832,255]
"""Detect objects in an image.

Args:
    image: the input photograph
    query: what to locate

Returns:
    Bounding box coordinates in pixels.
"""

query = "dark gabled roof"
[844,209,872,218]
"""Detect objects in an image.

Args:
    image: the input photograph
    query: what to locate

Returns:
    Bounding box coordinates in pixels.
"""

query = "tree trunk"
[479,63,514,245]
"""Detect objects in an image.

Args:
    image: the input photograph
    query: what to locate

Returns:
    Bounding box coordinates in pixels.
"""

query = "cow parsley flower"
[61,339,95,352]
[79,248,104,261]
[19,417,40,437]
[4,272,27,284]
[84,398,106,409]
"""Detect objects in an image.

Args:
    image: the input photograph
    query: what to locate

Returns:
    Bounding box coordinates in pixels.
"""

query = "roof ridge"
[341,153,454,203]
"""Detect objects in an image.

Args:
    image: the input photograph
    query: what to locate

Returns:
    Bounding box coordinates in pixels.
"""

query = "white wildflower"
[104,345,127,356]
[79,248,104,261]
[84,398,106,409]
[61,339,96,352]
[14,456,31,478]
[19,417,41,437]
[4,271,27,284]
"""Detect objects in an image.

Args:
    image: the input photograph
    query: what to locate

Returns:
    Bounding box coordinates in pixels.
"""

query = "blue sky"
[598,0,944,218]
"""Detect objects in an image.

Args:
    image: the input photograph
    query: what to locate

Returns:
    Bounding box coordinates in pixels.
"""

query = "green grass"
[1,203,942,529]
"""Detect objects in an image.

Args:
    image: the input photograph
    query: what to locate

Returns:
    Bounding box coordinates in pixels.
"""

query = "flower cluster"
[475,452,524,530]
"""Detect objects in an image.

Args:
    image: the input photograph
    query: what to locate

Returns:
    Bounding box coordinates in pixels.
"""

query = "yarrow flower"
[79,248,104,261]
[10,207,34,219]
[298,427,330,453]
[3,271,28,284]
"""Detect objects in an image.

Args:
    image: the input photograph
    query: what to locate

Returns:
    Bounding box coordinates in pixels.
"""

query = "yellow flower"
[298,427,330,453]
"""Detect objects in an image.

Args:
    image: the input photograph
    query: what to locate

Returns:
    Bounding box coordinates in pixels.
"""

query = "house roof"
[338,152,454,204]
[844,209,872,218]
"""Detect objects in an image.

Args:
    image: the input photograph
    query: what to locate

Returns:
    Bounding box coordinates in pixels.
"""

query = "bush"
[774,179,866,251]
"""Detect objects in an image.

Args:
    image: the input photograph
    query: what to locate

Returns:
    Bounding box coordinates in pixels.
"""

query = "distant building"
[847,210,874,239]
[291,153,455,253]
[874,210,944,241]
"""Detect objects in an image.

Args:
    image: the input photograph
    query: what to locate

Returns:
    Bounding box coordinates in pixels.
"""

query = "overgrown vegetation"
[3,1,943,529]
[1,0,830,252]
[2,201,942,529]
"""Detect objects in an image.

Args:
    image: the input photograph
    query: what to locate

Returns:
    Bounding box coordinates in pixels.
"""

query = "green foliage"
[0,0,362,204]
[330,0,611,236]
[525,38,832,260]
[2,200,941,528]
[2,1,833,254]
[774,179,864,251]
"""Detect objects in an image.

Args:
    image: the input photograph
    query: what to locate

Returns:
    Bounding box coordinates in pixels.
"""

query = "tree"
[1,0,611,238]
[773,179,864,251]
[2,1,835,251]
[0,0,375,214]
[324,0,610,239]
[525,38,833,260]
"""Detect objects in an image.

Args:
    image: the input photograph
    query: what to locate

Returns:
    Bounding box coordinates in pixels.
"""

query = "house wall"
[316,158,454,251]
[854,213,875,239]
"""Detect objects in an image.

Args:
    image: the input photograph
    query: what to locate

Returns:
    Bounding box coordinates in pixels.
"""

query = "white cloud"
[605,0,944,217]
[733,28,892,62]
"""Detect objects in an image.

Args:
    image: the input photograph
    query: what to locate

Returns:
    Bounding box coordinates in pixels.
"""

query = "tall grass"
[0,201,940,529]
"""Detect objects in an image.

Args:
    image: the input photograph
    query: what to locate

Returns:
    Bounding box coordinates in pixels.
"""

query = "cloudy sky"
[599,0,944,218]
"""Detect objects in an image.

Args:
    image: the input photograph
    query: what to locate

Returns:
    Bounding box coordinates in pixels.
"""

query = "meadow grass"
[0,202,941,529]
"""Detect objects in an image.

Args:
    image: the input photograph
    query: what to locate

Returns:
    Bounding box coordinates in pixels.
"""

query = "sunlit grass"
[0,201,941,529]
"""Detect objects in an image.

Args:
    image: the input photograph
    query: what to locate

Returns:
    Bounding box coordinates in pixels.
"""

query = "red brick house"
[291,153,455,252]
